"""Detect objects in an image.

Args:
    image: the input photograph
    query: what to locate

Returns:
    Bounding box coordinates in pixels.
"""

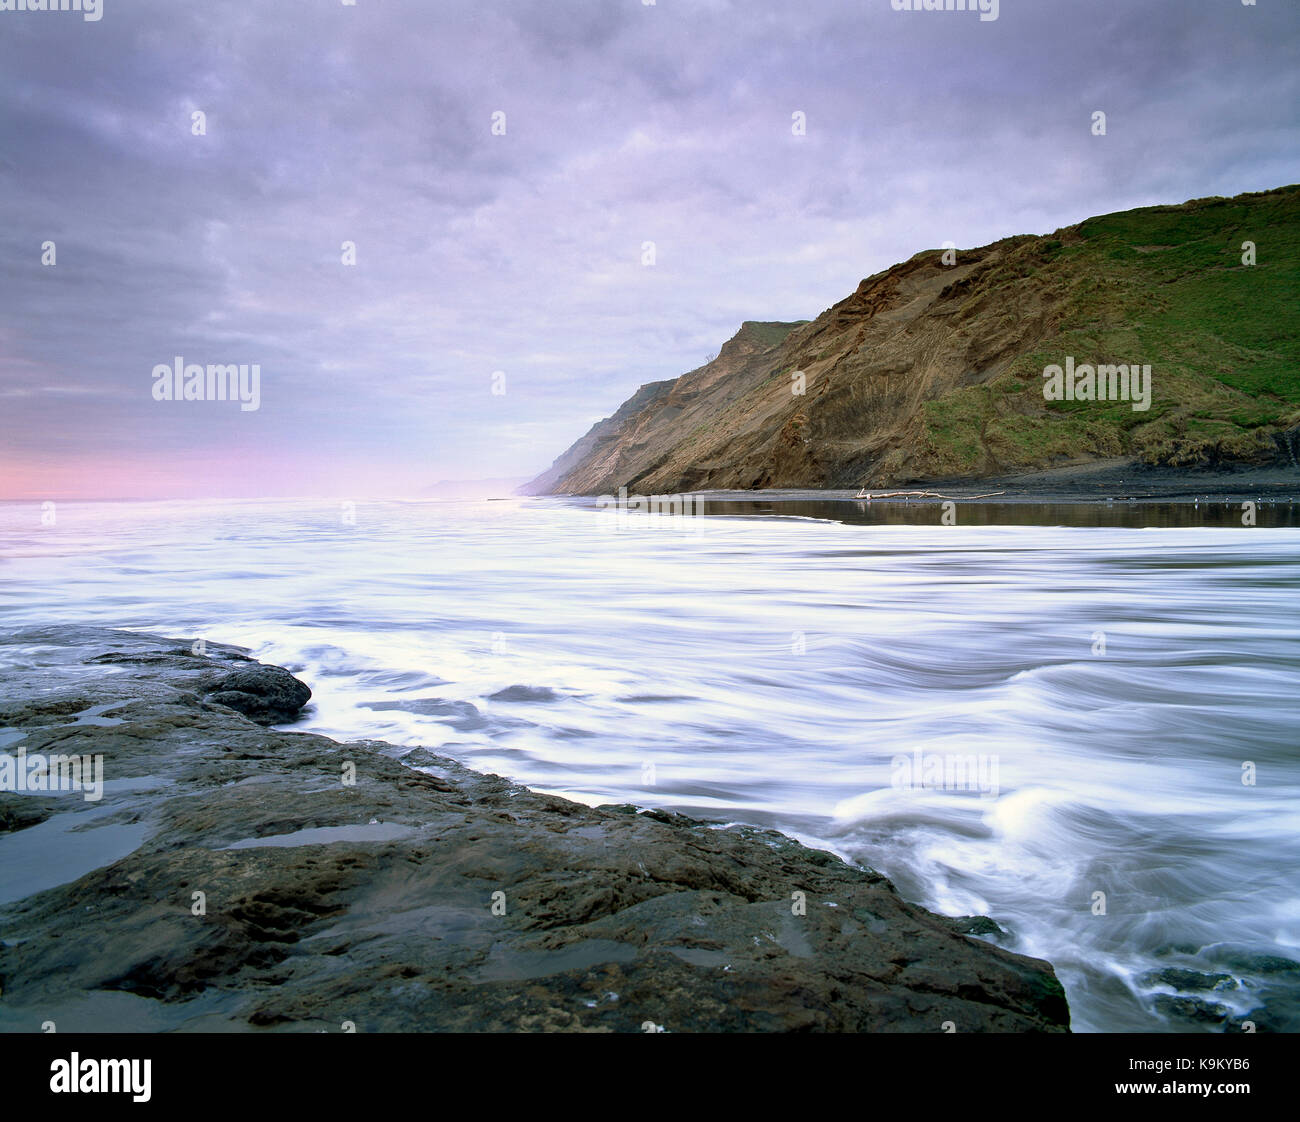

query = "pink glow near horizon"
[0,452,447,503]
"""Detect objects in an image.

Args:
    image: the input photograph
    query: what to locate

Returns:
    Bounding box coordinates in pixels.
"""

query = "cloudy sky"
[1,0,1296,499]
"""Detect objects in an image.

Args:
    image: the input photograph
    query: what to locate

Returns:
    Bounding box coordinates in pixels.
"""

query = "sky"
[0,0,1297,500]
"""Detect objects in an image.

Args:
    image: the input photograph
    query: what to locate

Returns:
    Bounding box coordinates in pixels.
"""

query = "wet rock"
[947,915,1007,938]
[202,667,312,725]
[638,808,708,829]
[1212,950,1300,976]
[0,795,58,834]
[1143,967,1236,993]
[1153,994,1231,1025]
[1226,1006,1300,1034]
[1152,942,1205,958]
[362,698,487,730]
[0,626,1072,1034]
[1149,946,1300,1032]
[488,685,560,703]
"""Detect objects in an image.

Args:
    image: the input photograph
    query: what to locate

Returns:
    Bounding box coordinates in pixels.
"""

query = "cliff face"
[522,321,808,495]
[525,185,1300,495]
[521,377,678,496]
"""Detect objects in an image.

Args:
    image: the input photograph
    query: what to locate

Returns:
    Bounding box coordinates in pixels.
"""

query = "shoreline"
[0,625,1070,1033]
[540,461,1300,506]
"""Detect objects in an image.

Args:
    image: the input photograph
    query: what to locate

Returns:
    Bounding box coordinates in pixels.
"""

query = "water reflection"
[613,496,1300,529]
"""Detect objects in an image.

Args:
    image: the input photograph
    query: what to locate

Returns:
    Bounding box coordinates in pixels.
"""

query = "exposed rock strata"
[525,186,1300,495]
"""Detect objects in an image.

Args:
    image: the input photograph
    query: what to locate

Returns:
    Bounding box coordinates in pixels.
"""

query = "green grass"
[740,320,810,349]
[918,185,1300,471]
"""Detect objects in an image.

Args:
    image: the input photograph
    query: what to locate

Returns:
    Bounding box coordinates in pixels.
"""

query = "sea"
[2,493,1298,1032]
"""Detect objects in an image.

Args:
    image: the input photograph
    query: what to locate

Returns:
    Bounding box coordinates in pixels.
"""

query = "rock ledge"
[0,626,1069,1033]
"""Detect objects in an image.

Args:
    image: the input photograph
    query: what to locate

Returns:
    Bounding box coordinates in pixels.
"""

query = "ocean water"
[2,495,1298,1032]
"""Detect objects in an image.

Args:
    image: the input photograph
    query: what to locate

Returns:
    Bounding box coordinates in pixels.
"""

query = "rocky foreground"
[0,627,1069,1032]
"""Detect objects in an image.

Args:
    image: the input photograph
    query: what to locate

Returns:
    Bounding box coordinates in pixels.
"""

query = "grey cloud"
[0,0,1296,496]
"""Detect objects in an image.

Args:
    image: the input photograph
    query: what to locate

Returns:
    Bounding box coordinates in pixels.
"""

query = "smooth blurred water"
[2,496,1298,1032]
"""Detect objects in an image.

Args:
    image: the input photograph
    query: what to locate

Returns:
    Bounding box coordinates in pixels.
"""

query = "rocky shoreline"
[0,626,1069,1032]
